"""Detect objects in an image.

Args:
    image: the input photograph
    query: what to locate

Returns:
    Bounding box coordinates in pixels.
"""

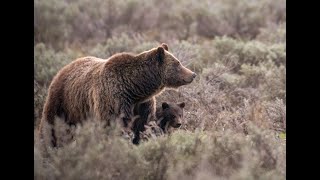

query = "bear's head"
[156,102,185,133]
[150,43,197,88]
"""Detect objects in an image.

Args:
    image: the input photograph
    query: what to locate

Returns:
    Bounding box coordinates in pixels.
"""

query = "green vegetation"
[34,0,286,179]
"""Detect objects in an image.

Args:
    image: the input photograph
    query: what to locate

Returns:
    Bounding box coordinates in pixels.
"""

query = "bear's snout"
[179,65,197,84]
[192,73,197,79]
[172,121,182,128]
[183,71,197,84]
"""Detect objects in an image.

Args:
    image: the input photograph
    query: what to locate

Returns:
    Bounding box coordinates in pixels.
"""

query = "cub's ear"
[155,46,165,63]
[178,102,185,108]
[162,102,170,110]
[161,43,169,51]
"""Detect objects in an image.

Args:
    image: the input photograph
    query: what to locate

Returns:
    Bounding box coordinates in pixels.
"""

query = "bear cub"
[156,102,185,133]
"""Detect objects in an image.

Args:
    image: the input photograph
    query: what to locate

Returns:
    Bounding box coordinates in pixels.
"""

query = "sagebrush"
[34,0,286,179]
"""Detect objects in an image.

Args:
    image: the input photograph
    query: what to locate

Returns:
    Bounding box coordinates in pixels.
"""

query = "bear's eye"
[172,115,176,119]
[172,61,179,66]
[175,63,181,70]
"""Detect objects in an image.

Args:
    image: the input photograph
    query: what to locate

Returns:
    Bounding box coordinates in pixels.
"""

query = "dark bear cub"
[132,101,185,144]
[156,102,185,133]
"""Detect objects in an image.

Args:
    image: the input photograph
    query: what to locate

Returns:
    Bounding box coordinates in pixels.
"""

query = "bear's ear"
[155,46,165,63]
[161,43,169,51]
[178,102,185,108]
[162,102,170,110]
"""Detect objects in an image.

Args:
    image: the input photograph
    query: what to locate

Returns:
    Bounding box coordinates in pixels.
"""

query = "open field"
[34,0,286,179]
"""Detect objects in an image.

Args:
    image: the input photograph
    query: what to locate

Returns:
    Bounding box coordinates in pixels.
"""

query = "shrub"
[34,43,78,86]
[257,22,286,44]
[34,0,71,49]
[34,80,47,127]
[34,0,286,49]
[34,1,286,178]
[88,33,136,58]
[194,0,285,39]
[34,120,285,180]
[263,98,286,132]
[213,36,286,70]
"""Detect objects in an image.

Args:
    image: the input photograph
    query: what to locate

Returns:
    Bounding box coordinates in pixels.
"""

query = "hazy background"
[34,0,286,179]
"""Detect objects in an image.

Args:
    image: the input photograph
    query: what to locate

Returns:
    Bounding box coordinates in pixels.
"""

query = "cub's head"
[156,102,185,133]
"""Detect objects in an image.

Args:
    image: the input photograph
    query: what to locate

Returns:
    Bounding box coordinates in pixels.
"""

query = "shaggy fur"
[38,43,196,147]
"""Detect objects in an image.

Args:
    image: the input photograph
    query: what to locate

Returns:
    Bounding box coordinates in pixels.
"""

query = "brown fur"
[156,102,185,133]
[38,43,196,147]
[134,102,186,143]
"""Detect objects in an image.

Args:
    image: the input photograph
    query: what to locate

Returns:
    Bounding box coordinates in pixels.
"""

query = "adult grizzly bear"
[38,43,196,147]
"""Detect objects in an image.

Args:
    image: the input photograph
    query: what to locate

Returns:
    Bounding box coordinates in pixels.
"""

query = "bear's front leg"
[134,97,156,123]
[132,97,156,144]
[118,104,135,129]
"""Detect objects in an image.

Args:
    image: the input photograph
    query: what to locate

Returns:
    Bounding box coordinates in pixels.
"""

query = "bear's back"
[46,57,107,122]
[54,56,105,84]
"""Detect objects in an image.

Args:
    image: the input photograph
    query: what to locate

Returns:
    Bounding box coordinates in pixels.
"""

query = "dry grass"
[35,120,285,180]
[34,0,286,179]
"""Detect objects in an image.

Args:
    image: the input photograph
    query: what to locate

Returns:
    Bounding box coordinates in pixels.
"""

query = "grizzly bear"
[156,102,185,133]
[137,102,186,143]
[38,43,196,148]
